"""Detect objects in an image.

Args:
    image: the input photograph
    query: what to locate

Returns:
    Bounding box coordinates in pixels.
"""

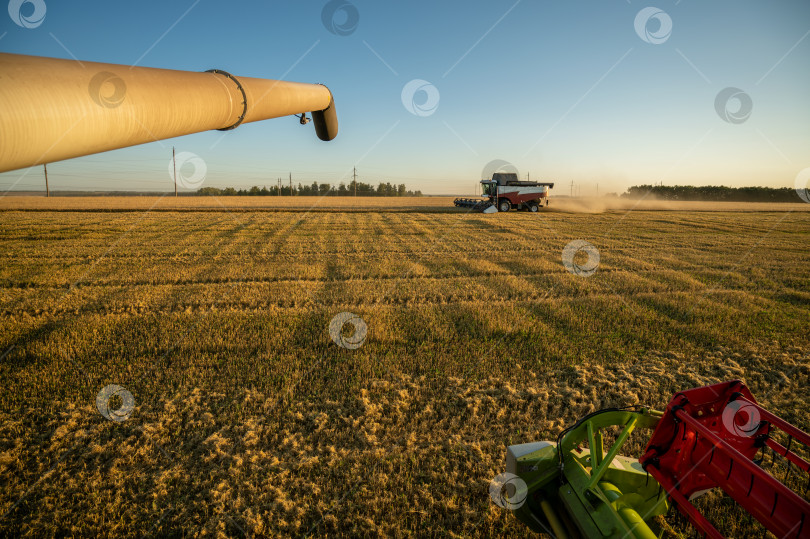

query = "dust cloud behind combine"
[547,197,810,213]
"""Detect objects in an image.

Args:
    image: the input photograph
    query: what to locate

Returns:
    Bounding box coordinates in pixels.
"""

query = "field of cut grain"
[3,195,810,213]
[0,207,808,537]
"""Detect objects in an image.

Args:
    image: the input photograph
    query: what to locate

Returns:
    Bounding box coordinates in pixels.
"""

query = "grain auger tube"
[0,53,338,173]
[499,380,810,538]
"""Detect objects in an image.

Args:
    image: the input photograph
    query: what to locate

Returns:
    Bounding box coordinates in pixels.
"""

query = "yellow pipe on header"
[0,53,338,173]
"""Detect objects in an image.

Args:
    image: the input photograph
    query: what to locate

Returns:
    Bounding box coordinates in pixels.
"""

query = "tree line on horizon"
[622,185,803,202]
[196,180,422,197]
[192,182,800,201]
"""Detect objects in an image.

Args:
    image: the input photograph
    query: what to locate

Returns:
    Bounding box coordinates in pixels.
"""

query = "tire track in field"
[0,264,792,291]
[0,288,784,318]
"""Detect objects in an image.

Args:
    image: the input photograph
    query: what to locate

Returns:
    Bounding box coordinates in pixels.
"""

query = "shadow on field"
[3,318,62,369]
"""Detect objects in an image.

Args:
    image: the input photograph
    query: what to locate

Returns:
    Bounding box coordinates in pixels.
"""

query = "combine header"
[455,172,554,213]
[500,380,810,538]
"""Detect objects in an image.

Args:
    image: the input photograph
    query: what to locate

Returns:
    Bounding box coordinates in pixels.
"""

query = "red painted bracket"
[640,380,810,538]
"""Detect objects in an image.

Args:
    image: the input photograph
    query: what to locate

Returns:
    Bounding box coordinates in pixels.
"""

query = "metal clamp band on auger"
[206,69,248,131]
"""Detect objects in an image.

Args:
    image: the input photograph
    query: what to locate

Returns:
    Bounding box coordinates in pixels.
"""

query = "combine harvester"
[501,380,810,538]
[0,53,337,173]
[455,172,554,213]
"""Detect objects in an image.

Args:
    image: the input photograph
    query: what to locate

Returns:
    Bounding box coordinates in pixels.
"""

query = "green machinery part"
[505,408,669,538]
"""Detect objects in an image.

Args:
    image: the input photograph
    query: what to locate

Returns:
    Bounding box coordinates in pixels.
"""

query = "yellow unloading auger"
[0,53,338,173]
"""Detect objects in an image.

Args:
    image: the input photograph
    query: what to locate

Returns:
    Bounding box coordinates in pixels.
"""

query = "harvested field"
[0,196,453,212]
[0,207,808,536]
[2,195,810,213]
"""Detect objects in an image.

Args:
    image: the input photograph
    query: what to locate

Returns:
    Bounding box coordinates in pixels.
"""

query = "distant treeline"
[623,185,803,202]
[196,181,422,197]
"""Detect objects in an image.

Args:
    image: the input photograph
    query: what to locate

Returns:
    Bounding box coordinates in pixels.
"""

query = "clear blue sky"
[1,0,809,194]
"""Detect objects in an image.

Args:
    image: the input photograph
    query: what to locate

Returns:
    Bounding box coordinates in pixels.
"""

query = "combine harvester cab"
[501,380,810,538]
[454,172,554,213]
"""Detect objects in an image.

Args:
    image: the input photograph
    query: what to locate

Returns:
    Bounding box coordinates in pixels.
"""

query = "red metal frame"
[499,190,549,205]
[640,380,810,538]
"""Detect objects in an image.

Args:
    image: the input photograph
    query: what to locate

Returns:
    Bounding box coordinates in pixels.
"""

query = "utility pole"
[353,167,357,197]
[277,178,281,196]
[43,163,49,197]
[289,172,292,196]
[172,147,177,197]
[570,180,574,197]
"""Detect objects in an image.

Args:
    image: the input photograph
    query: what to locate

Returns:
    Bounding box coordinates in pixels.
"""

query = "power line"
[172,147,177,197]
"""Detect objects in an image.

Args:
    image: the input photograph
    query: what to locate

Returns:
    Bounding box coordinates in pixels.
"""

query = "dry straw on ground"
[0,206,808,536]
[2,195,809,213]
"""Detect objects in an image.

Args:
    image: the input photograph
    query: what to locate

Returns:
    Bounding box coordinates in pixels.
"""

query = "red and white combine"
[454,172,554,213]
